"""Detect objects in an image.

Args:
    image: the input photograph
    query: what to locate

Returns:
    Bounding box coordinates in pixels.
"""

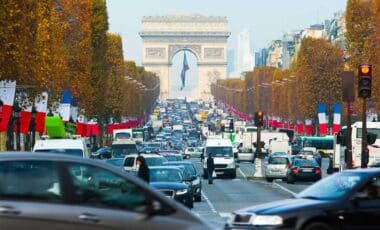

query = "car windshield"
[297,172,365,200]
[111,144,137,158]
[150,168,183,183]
[269,157,288,165]
[299,151,313,155]
[146,157,168,166]
[106,158,124,167]
[115,132,131,139]
[34,149,83,157]
[165,155,183,161]
[206,146,233,157]
[294,159,318,167]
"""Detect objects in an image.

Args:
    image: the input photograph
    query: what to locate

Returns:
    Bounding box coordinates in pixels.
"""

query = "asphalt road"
[189,157,331,229]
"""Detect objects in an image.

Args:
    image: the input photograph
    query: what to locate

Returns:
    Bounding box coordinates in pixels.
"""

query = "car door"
[0,160,79,229]
[344,175,380,229]
[124,156,135,172]
[63,162,189,229]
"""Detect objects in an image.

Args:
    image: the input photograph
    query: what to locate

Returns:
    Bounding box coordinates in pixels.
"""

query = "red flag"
[0,80,16,132]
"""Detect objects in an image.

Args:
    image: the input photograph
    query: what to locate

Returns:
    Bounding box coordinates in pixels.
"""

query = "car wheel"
[303,222,332,230]
[194,195,202,202]
[186,197,194,208]
[266,178,273,182]
[286,176,294,184]
[230,171,236,179]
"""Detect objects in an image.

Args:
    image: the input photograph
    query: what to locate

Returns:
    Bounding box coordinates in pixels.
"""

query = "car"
[123,154,168,173]
[165,161,202,202]
[184,147,201,159]
[105,157,125,170]
[90,147,112,159]
[0,152,211,229]
[297,149,322,166]
[160,152,184,162]
[149,166,194,208]
[265,155,294,182]
[227,168,380,230]
[286,158,321,184]
[237,147,254,163]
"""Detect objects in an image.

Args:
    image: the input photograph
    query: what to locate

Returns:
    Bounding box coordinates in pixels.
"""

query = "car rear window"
[268,157,288,165]
[294,159,318,167]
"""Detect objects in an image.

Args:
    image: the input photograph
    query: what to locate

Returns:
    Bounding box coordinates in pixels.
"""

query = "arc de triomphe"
[139,14,230,101]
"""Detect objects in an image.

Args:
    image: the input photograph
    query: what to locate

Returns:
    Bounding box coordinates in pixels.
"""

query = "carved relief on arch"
[168,45,201,61]
[145,48,166,59]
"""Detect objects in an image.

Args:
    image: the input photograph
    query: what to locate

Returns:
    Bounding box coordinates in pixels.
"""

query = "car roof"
[149,166,183,170]
[165,161,193,165]
[34,139,84,149]
[124,154,163,158]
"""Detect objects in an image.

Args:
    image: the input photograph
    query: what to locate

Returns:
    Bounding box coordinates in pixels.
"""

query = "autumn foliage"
[0,0,159,122]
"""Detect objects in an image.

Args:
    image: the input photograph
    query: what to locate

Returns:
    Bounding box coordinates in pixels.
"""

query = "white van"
[268,139,291,155]
[203,138,236,178]
[33,138,90,158]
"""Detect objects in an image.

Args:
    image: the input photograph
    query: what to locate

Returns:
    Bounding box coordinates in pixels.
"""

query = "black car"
[165,161,202,202]
[287,158,321,184]
[227,168,380,230]
[90,147,112,159]
[150,166,193,208]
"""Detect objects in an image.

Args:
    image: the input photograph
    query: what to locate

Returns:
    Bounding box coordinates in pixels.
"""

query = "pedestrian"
[136,155,150,183]
[206,154,215,184]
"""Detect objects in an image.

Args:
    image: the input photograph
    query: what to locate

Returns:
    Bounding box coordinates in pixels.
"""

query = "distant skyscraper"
[227,50,235,77]
[255,48,268,67]
[236,28,254,75]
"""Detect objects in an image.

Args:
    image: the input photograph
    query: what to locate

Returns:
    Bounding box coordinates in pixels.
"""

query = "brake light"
[291,167,299,174]
[315,168,321,174]
[287,163,291,168]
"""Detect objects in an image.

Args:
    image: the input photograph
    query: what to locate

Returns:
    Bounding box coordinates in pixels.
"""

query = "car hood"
[150,182,188,190]
[237,198,331,215]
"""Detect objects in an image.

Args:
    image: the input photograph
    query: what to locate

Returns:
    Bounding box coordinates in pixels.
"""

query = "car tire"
[230,170,237,179]
[286,176,294,184]
[266,178,273,182]
[186,197,194,208]
[194,195,202,202]
[304,222,332,230]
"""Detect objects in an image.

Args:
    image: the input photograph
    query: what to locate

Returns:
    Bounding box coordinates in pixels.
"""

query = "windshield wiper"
[298,196,321,200]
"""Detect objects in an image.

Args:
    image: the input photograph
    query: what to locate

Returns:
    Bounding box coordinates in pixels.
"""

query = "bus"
[295,136,334,156]
[342,122,380,168]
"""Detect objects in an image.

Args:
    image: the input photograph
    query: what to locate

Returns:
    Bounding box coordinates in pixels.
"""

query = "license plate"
[302,169,312,172]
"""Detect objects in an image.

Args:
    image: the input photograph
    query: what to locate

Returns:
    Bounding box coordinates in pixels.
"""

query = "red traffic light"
[364,148,369,154]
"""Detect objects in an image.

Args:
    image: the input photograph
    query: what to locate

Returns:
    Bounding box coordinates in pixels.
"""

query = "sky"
[107,0,347,98]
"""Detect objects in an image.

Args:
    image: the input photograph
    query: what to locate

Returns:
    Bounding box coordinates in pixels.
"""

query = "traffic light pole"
[346,102,353,169]
[361,98,368,168]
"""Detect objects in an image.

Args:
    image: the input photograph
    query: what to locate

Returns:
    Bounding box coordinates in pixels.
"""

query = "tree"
[295,37,344,119]
[91,0,109,119]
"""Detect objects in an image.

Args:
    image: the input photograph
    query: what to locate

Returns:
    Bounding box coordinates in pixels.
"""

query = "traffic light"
[254,111,264,127]
[228,118,234,133]
[358,64,372,98]
[221,124,225,133]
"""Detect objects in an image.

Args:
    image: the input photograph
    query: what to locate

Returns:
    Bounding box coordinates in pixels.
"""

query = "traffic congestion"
[0,98,379,229]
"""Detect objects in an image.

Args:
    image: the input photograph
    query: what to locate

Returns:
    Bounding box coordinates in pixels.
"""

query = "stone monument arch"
[140,14,230,100]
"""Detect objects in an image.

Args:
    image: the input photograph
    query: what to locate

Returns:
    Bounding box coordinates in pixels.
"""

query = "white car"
[185,147,203,158]
[237,147,254,163]
[123,154,168,173]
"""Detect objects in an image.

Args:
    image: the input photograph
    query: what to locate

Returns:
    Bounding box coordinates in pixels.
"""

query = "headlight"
[250,215,283,226]
[227,162,235,168]
[192,177,200,185]
[176,189,188,195]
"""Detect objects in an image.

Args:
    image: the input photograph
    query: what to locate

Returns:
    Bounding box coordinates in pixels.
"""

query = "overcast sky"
[107,0,347,98]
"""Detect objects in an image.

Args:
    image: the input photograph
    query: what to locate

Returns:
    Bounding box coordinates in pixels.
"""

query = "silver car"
[0,152,211,230]
[237,147,254,162]
[265,155,294,182]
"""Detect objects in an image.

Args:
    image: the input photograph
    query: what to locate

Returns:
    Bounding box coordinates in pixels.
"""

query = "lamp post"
[28,106,37,151]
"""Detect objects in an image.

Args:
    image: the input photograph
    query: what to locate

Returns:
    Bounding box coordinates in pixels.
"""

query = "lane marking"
[237,167,247,179]
[252,180,297,196]
[219,212,233,218]
[273,182,297,196]
[201,190,217,213]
